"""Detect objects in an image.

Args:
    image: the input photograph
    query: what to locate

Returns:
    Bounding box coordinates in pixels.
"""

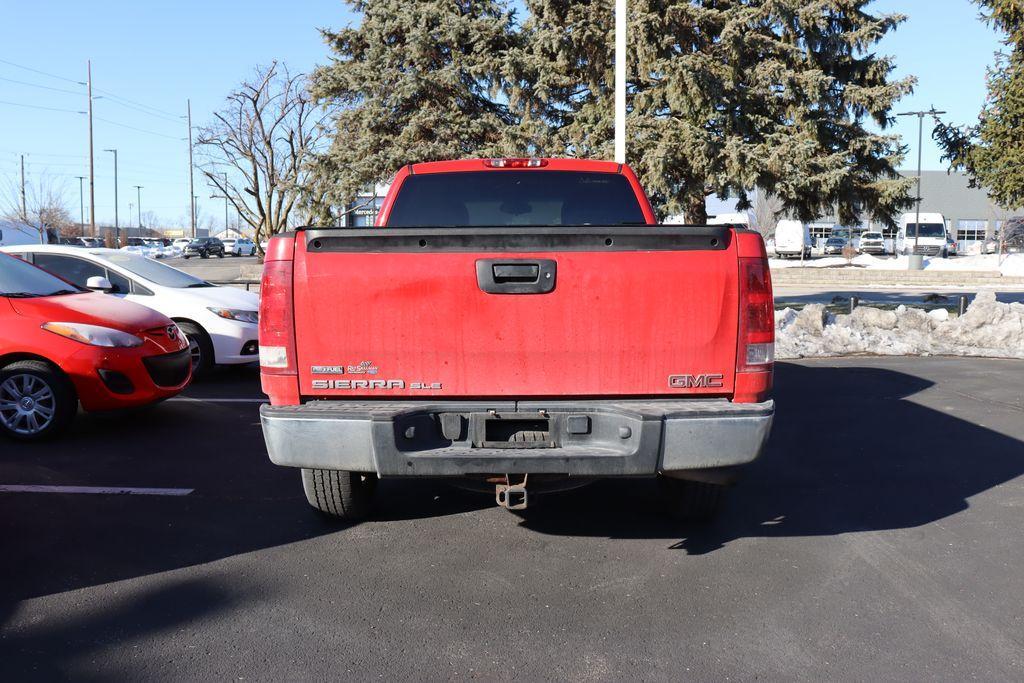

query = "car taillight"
[259,260,295,375]
[485,158,548,168]
[737,257,775,373]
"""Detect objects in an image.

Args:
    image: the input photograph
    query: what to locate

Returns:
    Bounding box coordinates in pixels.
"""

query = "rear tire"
[657,475,725,522]
[0,360,77,441]
[301,468,376,520]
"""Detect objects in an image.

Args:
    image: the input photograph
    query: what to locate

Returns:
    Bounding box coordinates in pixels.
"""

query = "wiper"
[2,292,42,298]
[185,282,215,288]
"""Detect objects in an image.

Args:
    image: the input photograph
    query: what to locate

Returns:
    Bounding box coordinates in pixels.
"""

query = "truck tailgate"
[292,227,738,398]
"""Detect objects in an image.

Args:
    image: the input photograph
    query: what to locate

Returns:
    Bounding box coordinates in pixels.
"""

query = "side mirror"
[86,276,113,292]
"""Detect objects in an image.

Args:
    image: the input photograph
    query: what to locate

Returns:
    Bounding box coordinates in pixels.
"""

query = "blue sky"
[0,1,1006,228]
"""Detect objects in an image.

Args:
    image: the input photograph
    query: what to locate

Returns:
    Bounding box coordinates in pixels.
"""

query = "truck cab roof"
[408,158,624,175]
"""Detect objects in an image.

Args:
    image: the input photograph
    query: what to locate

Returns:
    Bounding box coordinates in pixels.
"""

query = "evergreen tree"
[311,0,517,208]
[506,0,616,158]
[934,1,1024,210]
[510,1,915,223]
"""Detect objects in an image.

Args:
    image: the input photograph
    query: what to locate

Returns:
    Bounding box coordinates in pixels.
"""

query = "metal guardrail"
[208,279,261,292]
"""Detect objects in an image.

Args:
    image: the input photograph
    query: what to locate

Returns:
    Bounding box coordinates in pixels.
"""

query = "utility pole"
[75,176,86,235]
[614,0,626,164]
[222,172,229,233]
[87,60,96,236]
[187,99,196,238]
[134,185,144,229]
[19,155,27,220]
[104,148,119,246]
[897,108,946,262]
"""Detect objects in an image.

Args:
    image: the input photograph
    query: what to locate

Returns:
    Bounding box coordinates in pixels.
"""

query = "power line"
[94,116,184,140]
[96,96,183,123]
[93,89,182,120]
[0,100,85,114]
[0,58,85,85]
[0,76,85,96]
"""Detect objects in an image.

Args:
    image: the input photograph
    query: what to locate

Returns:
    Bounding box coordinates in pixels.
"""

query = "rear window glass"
[385,171,647,227]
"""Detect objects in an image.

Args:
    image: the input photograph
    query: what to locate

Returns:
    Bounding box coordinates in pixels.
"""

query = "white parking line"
[167,397,266,403]
[0,485,194,496]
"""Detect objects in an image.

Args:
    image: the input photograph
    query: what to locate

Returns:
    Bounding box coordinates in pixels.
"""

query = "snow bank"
[775,291,1024,359]
[769,253,1024,276]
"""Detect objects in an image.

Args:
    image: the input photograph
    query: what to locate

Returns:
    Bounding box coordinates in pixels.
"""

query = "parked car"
[946,236,959,257]
[774,220,812,259]
[1,245,259,377]
[78,237,104,248]
[858,231,887,255]
[1001,217,1024,253]
[258,157,775,522]
[222,238,257,257]
[0,252,190,440]
[182,237,226,259]
[121,237,162,259]
[172,238,192,250]
[823,236,848,255]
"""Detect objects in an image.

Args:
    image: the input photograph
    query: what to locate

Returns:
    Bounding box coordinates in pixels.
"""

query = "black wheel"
[657,475,725,522]
[301,469,376,520]
[176,321,214,378]
[0,360,77,441]
[200,251,209,259]
[217,251,225,259]
[183,255,191,260]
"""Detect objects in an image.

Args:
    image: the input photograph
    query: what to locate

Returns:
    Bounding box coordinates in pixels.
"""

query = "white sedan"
[2,244,259,377]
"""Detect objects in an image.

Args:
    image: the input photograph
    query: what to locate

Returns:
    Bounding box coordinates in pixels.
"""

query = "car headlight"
[42,322,144,348]
[208,307,259,324]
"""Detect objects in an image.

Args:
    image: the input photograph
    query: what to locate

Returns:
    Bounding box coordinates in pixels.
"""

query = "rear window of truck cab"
[385,171,647,227]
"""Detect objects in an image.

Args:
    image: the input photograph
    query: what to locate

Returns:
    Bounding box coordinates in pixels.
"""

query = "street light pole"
[614,0,626,164]
[187,99,196,239]
[134,185,144,229]
[87,60,96,236]
[897,108,946,260]
[75,176,86,235]
[104,149,119,246]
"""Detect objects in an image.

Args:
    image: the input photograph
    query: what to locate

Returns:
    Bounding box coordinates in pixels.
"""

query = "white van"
[773,220,811,258]
[898,212,949,257]
[0,219,47,247]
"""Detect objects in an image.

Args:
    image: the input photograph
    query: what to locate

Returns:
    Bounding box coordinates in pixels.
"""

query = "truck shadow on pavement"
[516,361,1024,554]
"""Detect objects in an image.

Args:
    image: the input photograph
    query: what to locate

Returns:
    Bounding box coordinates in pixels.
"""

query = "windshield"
[0,253,81,298]
[906,223,946,238]
[386,171,647,227]
[863,233,882,240]
[104,252,212,288]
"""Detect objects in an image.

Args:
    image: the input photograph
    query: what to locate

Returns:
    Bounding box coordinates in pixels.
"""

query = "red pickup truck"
[258,158,774,520]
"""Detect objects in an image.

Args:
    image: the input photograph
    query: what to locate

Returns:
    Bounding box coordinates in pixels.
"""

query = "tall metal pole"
[134,185,143,229]
[19,155,27,220]
[614,0,626,164]
[105,149,119,246]
[87,60,96,236]
[76,176,86,235]
[187,99,196,238]
[914,113,923,252]
[897,108,946,258]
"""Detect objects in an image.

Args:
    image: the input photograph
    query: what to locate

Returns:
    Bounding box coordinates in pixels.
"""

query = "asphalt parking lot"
[2,357,1023,680]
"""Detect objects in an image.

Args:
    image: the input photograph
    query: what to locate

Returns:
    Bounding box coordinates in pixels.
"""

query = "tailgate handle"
[476,259,556,294]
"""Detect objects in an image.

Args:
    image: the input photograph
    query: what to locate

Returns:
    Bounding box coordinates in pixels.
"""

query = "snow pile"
[775,291,1024,359]
[769,253,1024,276]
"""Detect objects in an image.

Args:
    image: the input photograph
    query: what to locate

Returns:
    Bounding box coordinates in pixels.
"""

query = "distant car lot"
[2,357,1023,679]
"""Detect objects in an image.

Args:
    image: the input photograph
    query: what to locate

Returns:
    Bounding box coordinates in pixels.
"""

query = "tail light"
[737,257,774,372]
[259,260,296,375]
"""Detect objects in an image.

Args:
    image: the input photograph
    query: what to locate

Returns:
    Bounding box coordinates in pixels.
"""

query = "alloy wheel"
[0,374,57,436]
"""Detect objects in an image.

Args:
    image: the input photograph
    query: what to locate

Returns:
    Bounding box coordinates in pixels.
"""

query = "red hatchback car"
[0,252,192,440]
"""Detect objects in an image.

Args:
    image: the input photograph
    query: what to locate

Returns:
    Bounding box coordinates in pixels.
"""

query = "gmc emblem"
[669,373,724,389]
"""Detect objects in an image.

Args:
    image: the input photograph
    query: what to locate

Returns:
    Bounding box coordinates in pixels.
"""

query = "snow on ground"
[769,253,1024,276]
[775,290,1024,360]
